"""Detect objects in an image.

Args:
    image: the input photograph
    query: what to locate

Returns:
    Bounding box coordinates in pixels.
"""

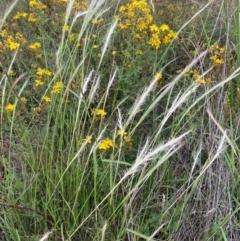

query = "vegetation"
[0,0,239,240]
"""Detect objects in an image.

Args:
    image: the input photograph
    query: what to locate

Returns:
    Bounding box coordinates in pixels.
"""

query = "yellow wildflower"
[29,42,41,50]
[83,136,92,144]
[92,18,104,24]
[148,33,161,49]
[167,30,177,39]
[160,24,170,31]
[33,106,41,113]
[28,13,37,22]
[149,24,159,32]
[163,35,171,44]
[5,37,20,50]
[5,103,15,112]
[29,0,47,10]
[13,12,28,20]
[124,135,132,143]
[35,79,44,86]
[117,130,128,136]
[69,33,78,42]
[0,29,8,37]
[98,138,114,150]
[154,72,162,80]
[91,108,107,117]
[20,97,27,104]
[136,49,143,55]
[37,68,53,77]
[210,55,224,65]
[134,33,142,40]
[64,25,70,31]
[51,82,64,94]
[42,96,51,102]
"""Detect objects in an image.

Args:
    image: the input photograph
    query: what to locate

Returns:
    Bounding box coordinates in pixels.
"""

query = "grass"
[0,0,240,240]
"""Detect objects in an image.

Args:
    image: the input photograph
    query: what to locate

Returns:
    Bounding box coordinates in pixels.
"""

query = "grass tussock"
[0,0,240,240]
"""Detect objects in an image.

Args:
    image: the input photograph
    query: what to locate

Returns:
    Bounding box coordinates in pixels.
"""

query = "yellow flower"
[210,55,224,65]
[159,24,170,31]
[117,130,128,136]
[13,12,28,20]
[92,108,107,117]
[197,78,206,84]
[69,33,78,42]
[111,50,116,56]
[136,49,143,55]
[0,29,8,37]
[51,81,64,94]
[5,37,20,50]
[167,30,177,39]
[92,18,104,24]
[124,135,132,143]
[35,79,44,86]
[134,33,142,40]
[42,96,51,102]
[219,47,225,54]
[163,35,171,44]
[154,72,162,80]
[197,77,211,85]
[148,33,161,49]
[119,6,126,12]
[37,68,53,77]
[8,41,20,50]
[15,32,26,45]
[64,25,70,31]
[20,97,27,104]
[83,135,92,144]
[33,106,41,113]
[29,0,47,10]
[29,42,41,50]
[137,21,148,31]
[5,103,15,112]
[98,138,114,150]
[149,24,159,32]
[28,13,37,22]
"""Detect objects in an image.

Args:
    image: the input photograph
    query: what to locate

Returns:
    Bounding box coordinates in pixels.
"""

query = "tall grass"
[0,0,239,240]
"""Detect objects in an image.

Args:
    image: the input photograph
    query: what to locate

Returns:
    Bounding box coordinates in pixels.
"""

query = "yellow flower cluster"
[83,136,92,144]
[183,69,211,85]
[37,68,54,77]
[98,138,115,150]
[154,72,163,80]
[92,18,104,25]
[29,0,47,10]
[0,30,26,51]
[117,130,132,143]
[5,38,20,50]
[210,43,225,66]
[42,96,51,102]
[91,108,107,117]
[5,103,15,112]
[13,12,28,20]
[80,129,132,151]
[51,81,64,94]
[117,0,177,49]
[28,13,37,22]
[50,0,88,11]
[35,79,44,86]
[118,0,152,31]
[29,42,41,50]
